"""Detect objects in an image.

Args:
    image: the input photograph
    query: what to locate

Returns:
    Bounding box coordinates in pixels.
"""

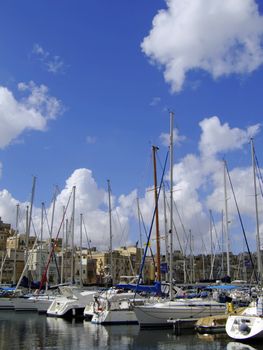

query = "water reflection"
[46,317,85,349]
[2,311,263,350]
[227,342,262,350]
[197,332,229,342]
[0,311,49,349]
[83,321,140,349]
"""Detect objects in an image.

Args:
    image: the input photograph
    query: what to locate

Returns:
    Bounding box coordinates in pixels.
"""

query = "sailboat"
[12,291,57,313]
[46,285,97,317]
[226,139,263,341]
[89,289,143,325]
[134,113,227,328]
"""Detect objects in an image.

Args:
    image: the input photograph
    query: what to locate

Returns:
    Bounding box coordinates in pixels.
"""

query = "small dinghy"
[196,303,245,334]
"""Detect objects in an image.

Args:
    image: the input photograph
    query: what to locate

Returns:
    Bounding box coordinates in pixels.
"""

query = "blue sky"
[1,0,263,257]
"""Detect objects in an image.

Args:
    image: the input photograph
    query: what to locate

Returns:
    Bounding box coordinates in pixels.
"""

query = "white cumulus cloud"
[158,116,262,253]
[0,82,63,149]
[141,0,263,92]
[0,117,262,255]
[0,169,131,251]
[199,116,261,156]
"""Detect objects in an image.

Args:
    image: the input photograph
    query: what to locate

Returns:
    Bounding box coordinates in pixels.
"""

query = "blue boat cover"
[115,281,162,295]
[206,285,242,290]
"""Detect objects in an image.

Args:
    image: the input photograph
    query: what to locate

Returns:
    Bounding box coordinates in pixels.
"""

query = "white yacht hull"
[47,297,84,317]
[12,295,54,312]
[35,298,54,313]
[13,297,38,311]
[87,290,144,324]
[134,299,226,327]
[92,309,138,324]
[226,314,263,340]
[47,290,97,318]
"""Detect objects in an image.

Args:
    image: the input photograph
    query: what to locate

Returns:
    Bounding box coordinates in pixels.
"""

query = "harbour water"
[1,311,263,350]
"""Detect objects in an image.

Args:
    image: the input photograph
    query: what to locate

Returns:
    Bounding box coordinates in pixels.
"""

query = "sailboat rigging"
[152,145,161,282]
[38,187,74,292]
[224,160,257,283]
[134,150,169,296]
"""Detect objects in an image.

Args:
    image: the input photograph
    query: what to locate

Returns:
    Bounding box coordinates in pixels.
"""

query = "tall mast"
[189,229,193,283]
[223,160,230,277]
[79,213,83,288]
[163,184,169,282]
[209,209,213,280]
[251,138,263,285]
[136,198,144,281]
[152,145,161,282]
[25,205,29,278]
[192,232,195,282]
[202,242,206,280]
[107,179,113,285]
[28,176,36,240]
[65,218,68,281]
[61,206,65,284]
[13,204,19,284]
[50,190,57,238]
[169,111,174,300]
[70,186,76,284]
[25,176,36,278]
[47,189,57,288]
[221,210,224,276]
[39,202,44,281]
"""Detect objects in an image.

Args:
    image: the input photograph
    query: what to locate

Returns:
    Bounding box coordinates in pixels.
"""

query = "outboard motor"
[239,321,250,334]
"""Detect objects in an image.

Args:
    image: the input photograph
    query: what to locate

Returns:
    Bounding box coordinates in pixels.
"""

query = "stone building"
[91,245,143,285]
[0,218,12,251]
[74,248,97,285]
